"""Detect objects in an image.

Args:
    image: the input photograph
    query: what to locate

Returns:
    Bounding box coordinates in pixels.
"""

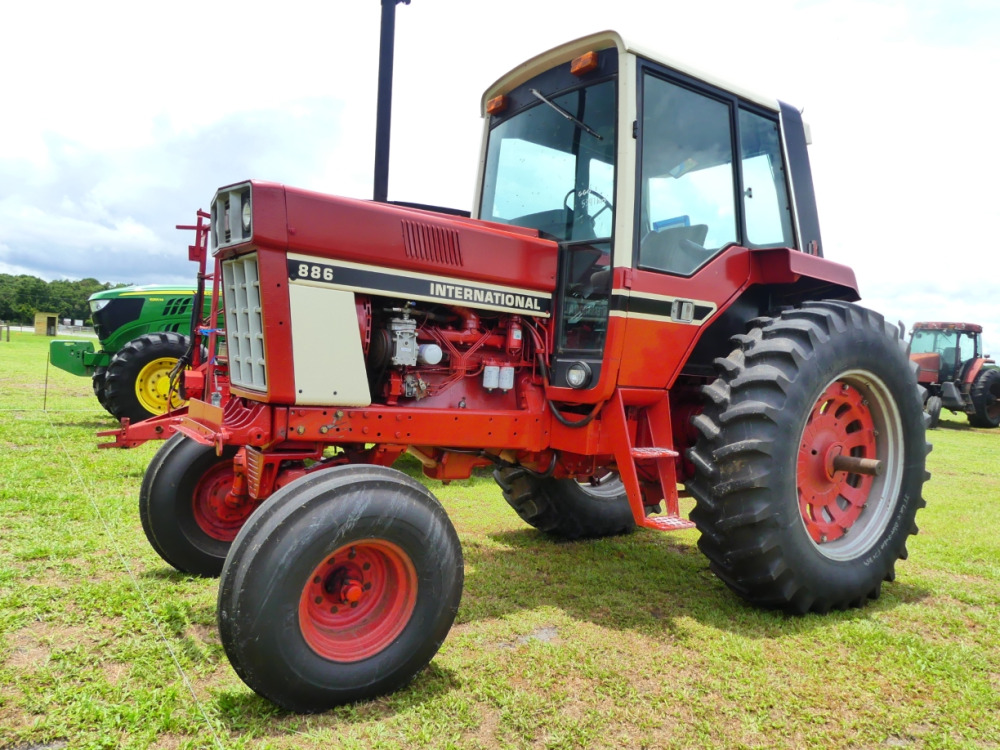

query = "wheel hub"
[135,357,185,415]
[191,462,254,541]
[798,381,877,544]
[822,443,846,481]
[299,540,417,662]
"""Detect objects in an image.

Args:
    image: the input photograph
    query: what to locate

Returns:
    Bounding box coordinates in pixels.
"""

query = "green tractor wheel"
[104,332,190,424]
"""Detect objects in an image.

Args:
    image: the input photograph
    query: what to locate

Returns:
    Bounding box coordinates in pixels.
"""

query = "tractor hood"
[910,352,941,384]
[211,181,560,296]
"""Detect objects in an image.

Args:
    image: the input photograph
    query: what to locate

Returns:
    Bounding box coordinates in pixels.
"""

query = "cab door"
[618,65,796,389]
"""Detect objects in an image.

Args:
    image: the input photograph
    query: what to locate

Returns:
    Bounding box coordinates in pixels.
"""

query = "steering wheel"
[563,188,613,225]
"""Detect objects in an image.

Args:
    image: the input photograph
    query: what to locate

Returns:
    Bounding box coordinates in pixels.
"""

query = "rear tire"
[493,467,634,539]
[926,395,942,428]
[140,433,242,577]
[686,301,929,614]
[969,368,1000,428]
[218,465,463,712]
[104,332,189,424]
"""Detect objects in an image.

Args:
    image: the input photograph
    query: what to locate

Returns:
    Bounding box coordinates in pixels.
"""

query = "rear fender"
[963,357,993,386]
[749,247,860,303]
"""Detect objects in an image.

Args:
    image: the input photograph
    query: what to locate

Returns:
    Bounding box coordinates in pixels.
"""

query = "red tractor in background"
[909,322,999,428]
[137,31,929,712]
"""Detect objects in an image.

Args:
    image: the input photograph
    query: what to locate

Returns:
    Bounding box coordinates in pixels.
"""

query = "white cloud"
[1,0,998,348]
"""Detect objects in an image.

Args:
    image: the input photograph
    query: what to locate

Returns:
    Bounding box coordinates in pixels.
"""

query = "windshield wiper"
[529,89,603,140]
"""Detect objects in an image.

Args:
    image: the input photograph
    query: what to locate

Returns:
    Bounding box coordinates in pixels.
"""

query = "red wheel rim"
[299,540,418,662]
[797,381,877,544]
[190,462,251,541]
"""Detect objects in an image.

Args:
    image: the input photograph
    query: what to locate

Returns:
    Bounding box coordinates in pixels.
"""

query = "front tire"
[92,366,111,413]
[493,467,634,539]
[686,302,929,614]
[969,368,1000,428]
[139,433,243,577]
[104,332,190,424]
[926,395,942,428]
[218,465,463,712]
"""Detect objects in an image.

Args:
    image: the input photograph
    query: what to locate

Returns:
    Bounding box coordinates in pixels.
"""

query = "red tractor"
[140,31,928,712]
[909,322,999,428]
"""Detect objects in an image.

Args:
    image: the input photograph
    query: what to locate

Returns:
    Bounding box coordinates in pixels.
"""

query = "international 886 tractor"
[139,31,929,712]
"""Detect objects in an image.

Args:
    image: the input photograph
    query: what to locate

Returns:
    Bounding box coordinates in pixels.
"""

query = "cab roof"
[481,30,782,115]
[913,322,983,333]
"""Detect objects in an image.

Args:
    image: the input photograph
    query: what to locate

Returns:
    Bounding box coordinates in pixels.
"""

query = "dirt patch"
[496,625,561,650]
[4,624,89,671]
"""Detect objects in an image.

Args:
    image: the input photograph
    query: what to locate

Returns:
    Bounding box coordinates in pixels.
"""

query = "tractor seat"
[640,224,710,274]
[939,347,957,381]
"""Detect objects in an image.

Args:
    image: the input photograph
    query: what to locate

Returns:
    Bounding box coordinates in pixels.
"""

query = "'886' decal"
[293,261,335,282]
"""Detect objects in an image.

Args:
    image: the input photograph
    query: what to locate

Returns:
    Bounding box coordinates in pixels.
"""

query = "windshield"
[910,329,958,356]
[480,79,616,242]
[911,329,977,359]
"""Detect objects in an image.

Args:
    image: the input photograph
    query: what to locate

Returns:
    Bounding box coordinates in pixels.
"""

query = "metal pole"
[373,0,410,203]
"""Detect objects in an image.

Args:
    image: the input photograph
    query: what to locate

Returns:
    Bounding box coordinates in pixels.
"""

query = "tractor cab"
[908,321,999,428]
[909,322,983,384]
[474,31,843,396]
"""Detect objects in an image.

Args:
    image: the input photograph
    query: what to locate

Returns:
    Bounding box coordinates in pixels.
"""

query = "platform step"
[630,446,679,460]
[642,515,696,531]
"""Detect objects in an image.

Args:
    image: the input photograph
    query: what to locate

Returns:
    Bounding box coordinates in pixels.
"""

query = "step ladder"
[604,390,696,532]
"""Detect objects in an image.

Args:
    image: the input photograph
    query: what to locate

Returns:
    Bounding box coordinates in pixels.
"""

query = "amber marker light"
[571,51,599,76]
[486,95,508,115]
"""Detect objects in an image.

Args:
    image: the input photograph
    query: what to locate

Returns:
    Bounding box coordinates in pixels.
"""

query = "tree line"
[0,274,127,325]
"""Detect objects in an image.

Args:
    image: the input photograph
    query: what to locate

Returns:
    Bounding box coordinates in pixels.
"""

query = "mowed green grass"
[1,330,998,750]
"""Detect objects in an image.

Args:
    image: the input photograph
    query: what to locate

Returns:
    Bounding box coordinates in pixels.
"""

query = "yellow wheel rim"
[134,357,186,415]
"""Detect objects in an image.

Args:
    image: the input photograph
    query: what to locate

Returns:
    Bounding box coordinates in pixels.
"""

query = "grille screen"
[222,254,267,391]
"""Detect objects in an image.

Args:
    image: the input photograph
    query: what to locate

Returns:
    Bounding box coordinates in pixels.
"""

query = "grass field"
[1,330,999,749]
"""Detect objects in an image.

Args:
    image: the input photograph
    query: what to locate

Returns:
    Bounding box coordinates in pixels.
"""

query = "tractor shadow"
[48,418,112,430]
[931,419,972,433]
[459,527,932,641]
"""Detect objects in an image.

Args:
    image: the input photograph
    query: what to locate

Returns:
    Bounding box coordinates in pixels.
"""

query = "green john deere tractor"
[50,285,210,424]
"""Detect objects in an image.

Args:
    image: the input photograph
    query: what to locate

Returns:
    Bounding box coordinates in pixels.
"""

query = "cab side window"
[639,75,737,276]
[638,72,797,275]
[739,108,794,248]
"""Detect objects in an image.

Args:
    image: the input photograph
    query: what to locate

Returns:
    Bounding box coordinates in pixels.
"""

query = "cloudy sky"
[1,0,997,351]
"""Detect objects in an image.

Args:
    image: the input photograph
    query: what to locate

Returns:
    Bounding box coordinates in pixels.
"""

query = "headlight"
[565,362,592,389]
[90,299,110,313]
[212,182,253,253]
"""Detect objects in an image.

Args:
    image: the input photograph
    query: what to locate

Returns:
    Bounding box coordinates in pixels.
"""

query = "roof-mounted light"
[486,95,508,115]
[571,51,599,76]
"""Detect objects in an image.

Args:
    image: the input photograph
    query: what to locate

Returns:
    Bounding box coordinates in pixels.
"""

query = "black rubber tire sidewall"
[139,433,238,577]
[969,368,1000,428]
[218,465,463,713]
[493,468,634,539]
[761,330,925,604]
[92,366,111,412]
[687,302,928,613]
[926,395,942,429]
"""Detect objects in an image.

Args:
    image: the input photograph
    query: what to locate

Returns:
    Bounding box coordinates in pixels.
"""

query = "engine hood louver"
[401,220,463,267]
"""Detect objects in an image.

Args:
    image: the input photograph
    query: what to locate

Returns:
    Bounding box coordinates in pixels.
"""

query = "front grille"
[222,254,267,392]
